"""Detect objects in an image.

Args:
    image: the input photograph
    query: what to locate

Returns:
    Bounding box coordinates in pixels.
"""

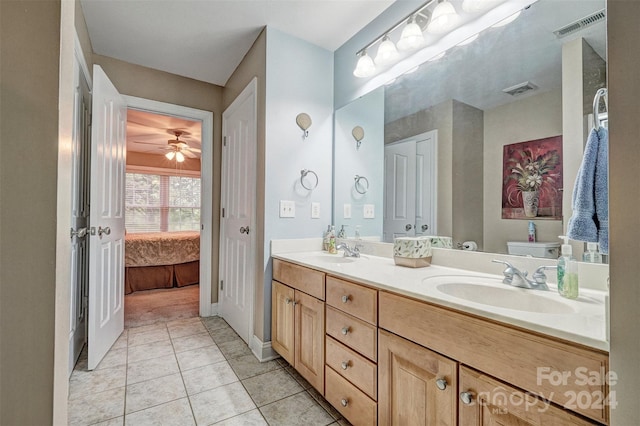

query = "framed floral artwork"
[502,136,563,220]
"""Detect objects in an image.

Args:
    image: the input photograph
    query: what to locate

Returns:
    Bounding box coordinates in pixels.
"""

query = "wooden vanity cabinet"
[272,259,325,393]
[378,329,457,426]
[459,366,596,426]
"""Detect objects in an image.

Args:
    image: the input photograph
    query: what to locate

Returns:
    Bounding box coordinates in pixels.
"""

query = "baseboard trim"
[250,335,279,362]
[209,303,218,316]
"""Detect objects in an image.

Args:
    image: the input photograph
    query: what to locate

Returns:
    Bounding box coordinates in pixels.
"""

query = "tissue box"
[393,237,433,268]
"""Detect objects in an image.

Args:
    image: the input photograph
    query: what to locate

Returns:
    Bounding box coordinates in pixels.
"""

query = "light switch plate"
[279,200,295,218]
[311,202,320,219]
[363,204,375,219]
[343,204,352,219]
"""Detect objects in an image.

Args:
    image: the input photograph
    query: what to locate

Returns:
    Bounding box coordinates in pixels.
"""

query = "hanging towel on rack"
[566,127,609,254]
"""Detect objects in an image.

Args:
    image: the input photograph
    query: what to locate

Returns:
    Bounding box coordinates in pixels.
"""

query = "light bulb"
[165,151,175,160]
[491,10,521,27]
[176,151,185,163]
[397,19,425,51]
[427,0,459,34]
[353,51,376,78]
[374,36,399,66]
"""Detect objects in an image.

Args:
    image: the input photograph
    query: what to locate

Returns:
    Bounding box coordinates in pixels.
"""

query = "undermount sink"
[306,255,357,264]
[435,282,575,314]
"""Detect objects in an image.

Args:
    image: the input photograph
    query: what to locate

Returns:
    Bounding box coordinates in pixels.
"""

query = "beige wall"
[483,89,564,253]
[74,0,92,73]
[93,54,224,303]
[222,29,267,340]
[608,0,640,422]
[0,1,61,423]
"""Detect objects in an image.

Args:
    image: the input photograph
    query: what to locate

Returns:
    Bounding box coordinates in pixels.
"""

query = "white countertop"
[272,251,609,352]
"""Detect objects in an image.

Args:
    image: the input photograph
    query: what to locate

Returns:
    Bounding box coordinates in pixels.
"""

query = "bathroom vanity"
[271,252,609,426]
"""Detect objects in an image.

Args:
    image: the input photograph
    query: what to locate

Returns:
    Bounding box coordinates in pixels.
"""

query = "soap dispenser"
[323,225,331,251]
[582,242,603,264]
[557,236,579,299]
[328,226,337,254]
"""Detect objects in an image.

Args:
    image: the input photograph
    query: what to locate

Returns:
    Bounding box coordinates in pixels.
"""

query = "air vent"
[554,9,606,38]
[502,81,538,97]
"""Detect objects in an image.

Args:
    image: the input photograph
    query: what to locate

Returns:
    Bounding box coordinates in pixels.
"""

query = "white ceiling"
[80,0,395,86]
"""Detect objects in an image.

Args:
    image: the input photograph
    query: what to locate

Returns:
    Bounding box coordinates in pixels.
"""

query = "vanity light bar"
[355,0,436,58]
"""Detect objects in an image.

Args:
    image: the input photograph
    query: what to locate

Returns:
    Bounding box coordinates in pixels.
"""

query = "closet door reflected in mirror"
[383,131,437,243]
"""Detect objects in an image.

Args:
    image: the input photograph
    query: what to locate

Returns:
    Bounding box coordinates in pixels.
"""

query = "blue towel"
[566,127,609,254]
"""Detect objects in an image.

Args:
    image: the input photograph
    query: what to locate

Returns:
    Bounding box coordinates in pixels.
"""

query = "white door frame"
[124,95,214,317]
[219,77,258,344]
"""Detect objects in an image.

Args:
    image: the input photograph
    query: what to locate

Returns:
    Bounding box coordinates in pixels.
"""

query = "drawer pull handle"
[340,398,349,407]
[341,361,350,370]
[341,295,350,303]
[435,378,447,390]
[285,297,291,305]
[341,326,350,335]
[292,301,298,307]
[460,391,474,405]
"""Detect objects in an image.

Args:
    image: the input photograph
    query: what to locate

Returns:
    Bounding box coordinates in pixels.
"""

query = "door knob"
[460,391,474,405]
[70,227,87,239]
[341,326,350,335]
[341,295,350,303]
[98,226,111,237]
[435,378,447,390]
[421,224,429,231]
[340,398,349,407]
[341,361,350,370]
[405,224,413,231]
[240,226,250,234]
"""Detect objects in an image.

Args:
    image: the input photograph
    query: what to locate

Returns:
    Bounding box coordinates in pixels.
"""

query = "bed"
[124,231,200,294]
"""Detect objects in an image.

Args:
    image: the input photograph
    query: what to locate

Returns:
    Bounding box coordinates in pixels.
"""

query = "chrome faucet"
[336,242,360,258]
[492,260,555,291]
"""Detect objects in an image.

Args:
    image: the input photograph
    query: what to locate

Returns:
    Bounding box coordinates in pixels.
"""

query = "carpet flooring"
[125,284,199,329]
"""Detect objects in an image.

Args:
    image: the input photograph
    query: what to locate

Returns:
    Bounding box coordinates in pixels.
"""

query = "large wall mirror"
[333,0,607,259]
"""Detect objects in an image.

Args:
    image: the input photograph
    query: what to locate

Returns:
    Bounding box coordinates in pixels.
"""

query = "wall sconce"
[352,126,365,150]
[353,0,525,79]
[296,113,312,139]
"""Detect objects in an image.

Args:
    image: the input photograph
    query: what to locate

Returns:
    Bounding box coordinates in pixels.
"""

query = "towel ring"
[354,175,369,194]
[300,169,319,190]
[593,88,608,130]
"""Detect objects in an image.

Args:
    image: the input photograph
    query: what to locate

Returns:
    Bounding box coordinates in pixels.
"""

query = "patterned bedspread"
[125,231,200,267]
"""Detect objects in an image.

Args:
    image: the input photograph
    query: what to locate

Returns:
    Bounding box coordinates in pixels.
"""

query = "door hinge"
[222,207,225,218]
[201,224,204,231]
[223,136,227,147]
[220,280,224,290]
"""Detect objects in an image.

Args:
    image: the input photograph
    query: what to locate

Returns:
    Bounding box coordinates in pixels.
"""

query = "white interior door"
[88,65,127,370]
[384,140,417,242]
[415,131,438,236]
[69,57,92,375]
[219,78,257,344]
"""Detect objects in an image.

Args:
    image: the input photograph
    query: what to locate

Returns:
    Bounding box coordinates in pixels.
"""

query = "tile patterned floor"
[68,316,352,425]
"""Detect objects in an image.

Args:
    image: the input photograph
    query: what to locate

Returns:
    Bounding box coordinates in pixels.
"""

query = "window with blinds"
[125,172,201,233]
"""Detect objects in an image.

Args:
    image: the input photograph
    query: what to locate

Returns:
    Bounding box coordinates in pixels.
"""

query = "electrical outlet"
[343,204,352,219]
[363,204,375,219]
[279,200,295,218]
[311,202,320,219]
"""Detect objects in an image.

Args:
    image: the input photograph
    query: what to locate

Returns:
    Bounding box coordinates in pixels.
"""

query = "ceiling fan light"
[353,51,376,78]
[374,36,399,66]
[165,151,176,160]
[427,0,459,34]
[175,151,185,163]
[397,20,425,52]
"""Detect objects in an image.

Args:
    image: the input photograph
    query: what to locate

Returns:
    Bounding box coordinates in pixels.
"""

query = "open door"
[87,65,127,370]
[219,78,257,344]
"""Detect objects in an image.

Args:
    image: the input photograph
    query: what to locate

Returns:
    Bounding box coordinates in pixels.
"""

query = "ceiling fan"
[133,130,201,162]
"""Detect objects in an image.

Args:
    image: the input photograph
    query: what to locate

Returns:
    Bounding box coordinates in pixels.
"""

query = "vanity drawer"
[326,276,377,325]
[379,291,609,424]
[273,259,325,300]
[326,305,377,361]
[325,366,377,426]
[326,336,377,400]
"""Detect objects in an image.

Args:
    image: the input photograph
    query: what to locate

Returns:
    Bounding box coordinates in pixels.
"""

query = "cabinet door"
[378,329,457,426]
[459,366,595,426]
[295,290,325,394]
[271,280,295,365]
